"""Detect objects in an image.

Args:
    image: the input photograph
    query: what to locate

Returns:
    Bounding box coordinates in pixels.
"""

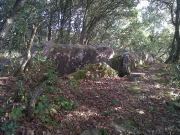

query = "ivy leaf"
[35,102,44,115]
[39,57,47,62]
[51,108,58,114]
[10,107,23,121]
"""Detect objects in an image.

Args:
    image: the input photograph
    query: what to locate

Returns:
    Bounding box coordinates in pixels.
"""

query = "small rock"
[79,128,102,135]
[42,131,46,135]
[129,73,145,81]
[46,131,52,135]
[26,129,35,135]
[109,118,142,135]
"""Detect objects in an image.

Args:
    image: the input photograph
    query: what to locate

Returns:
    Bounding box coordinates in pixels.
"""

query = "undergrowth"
[0,52,78,134]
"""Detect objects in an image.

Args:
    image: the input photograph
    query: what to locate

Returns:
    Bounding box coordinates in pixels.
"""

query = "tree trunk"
[79,2,89,45]
[166,0,180,63]
[14,25,38,76]
[80,28,86,45]
[20,25,38,71]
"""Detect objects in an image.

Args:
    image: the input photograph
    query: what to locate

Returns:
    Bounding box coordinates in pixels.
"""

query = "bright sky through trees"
[137,1,149,9]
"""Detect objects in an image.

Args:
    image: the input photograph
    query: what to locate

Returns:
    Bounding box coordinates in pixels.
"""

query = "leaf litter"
[0,63,180,134]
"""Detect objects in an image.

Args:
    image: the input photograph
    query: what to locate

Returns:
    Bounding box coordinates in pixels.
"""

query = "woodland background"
[0,0,178,62]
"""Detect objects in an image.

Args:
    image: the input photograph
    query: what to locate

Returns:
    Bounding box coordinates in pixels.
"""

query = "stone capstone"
[41,41,114,76]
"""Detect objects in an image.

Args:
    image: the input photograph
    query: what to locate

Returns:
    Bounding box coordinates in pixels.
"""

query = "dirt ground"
[0,63,180,135]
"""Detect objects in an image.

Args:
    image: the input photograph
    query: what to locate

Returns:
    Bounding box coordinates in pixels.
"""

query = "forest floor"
[0,62,180,135]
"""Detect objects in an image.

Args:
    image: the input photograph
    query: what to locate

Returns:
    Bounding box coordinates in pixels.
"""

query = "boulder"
[110,52,139,77]
[110,51,159,77]
[139,51,155,64]
[41,41,114,76]
[109,55,124,77]
[66,62,117,82]
[121,51,140,75]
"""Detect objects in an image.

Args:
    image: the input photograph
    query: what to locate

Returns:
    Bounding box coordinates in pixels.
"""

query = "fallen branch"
[28,84,45,118]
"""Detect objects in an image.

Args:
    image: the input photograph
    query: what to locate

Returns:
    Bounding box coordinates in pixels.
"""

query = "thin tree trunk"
[80,3,88,45]
[47,13,53,41]
[14,20,44,76]
[165,34,176,63]
[67,0,72,43]
[20,25,38,72]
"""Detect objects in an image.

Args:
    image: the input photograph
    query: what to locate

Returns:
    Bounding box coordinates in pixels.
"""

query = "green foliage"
[0,56,20,76]
[155,69,164,73]
[34,95,59,126]
[39,94,49,102]
[55,96,66,104]
[1,120,18,135]
[1,106,23,135]
[56,123,61,129]
[35,95,54,115]
[69,79,82,93]
[60,100,77,110]
[102,128,109,135]
[141,64,150,69]
[70,79,79,87]
[175,97,180,103]
[16,80,27,102]
[10,106,23,121]
[45,66,57,85]
[31,52,57,75]
[0,106,7,117]
[67,124,73,131]
[111,99,117,105]
[167,104,175,114]
[129,87,142,94]
[75,87,82,93]
[104,109,114,116]
[55,96,77,110]
[33,94,59,126]
[35,102,44,115]
[164,92,173,100]
[171,64,180,86]
[41,116,55,125]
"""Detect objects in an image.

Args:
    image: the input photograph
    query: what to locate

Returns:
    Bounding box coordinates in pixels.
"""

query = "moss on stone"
[66,70,88,82]
[125,119,138,128]
[66,62,117,82]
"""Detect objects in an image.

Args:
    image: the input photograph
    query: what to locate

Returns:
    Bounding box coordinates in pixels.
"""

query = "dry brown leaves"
[0,63,180,135]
